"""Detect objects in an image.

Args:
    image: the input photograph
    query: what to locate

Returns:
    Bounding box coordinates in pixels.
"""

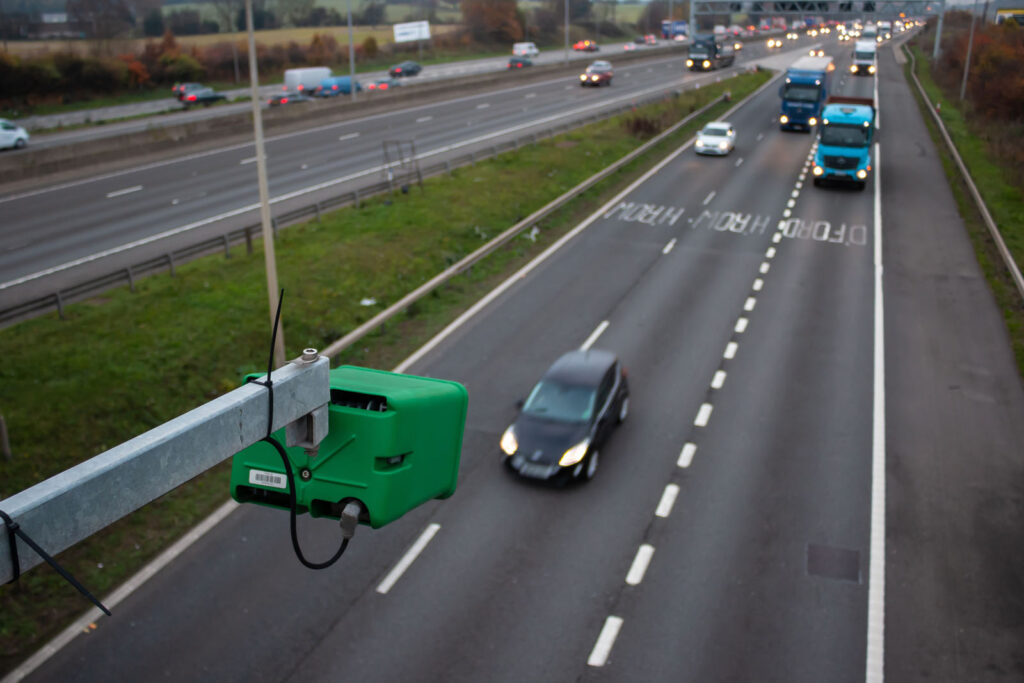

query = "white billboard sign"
[393,21,431,43]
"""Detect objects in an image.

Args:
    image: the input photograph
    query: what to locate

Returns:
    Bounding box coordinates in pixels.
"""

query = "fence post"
[315,202,321,222]
[54,291,65,320]
[354,189,360,208]
[245,227,253,255]
[126,267,135,292]
[222,234,231,258]
[167,253,176,277]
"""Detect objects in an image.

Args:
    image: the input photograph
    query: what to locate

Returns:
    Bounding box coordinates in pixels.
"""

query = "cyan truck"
[779,55,835,131]
[812,95,876,190]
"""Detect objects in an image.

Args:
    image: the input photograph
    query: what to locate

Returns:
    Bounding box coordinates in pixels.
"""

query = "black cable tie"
[1,510,111,616]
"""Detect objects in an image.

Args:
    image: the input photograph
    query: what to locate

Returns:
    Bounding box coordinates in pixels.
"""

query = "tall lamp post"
[959,0,979,100]
[245,0,285,368]
[347,0,356,102]
[564,0,569,64]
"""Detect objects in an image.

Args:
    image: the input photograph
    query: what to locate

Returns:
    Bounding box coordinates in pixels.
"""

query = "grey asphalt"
[22,36,1024,682]
[0,39,804,314]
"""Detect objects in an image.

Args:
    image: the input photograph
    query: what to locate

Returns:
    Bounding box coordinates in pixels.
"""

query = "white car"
[695,121,736,155]
[0,119,29,150]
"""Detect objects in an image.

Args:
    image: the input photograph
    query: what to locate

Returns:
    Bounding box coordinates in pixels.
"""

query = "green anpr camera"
[230,365,468,528]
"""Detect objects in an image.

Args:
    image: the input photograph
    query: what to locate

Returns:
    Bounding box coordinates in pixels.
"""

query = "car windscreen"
[782,83,820,102]
[522,380,596,422]
[820,123,870,147]
[701,126,729,136]
[854,51,875,60]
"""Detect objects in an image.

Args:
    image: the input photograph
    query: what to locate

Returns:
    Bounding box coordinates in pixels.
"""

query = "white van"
[283,67,332,93]
[513,42,539,58]
[851,40,877,76]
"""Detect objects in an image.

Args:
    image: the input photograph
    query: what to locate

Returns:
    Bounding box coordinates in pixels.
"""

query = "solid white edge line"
[587,616,624,667]
[0,499,240,683]
[655,484,680,518]
[694,403,713,427]
[625,544,655,585]
[678,442,697,468]
[376,523,441,595]
[865,142,885,683]
[580,320,610,351]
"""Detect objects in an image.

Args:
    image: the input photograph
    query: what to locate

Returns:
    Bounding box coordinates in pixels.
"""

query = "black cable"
[1,510,111,616]
[248,289,349,569]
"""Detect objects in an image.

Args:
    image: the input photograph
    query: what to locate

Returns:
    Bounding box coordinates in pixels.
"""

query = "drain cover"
[807,543,861,583]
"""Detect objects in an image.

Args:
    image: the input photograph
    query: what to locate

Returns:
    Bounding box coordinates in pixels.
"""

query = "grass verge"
[0,67,770,673]
[904,42,1024,375]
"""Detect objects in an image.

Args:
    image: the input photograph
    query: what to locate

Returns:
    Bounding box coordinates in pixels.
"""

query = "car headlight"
[851,65,858,73]
[702,60,710,68]
[686,59,694,67]
[813,165,824,176]
[869,65,876,74]
[809,117,817,126]
[500,426,518,455]
[580,74,587,81]
[780,114,789,124]
[559,439,591,467]
[856,169,868,180]
[591,75,599,81]
[719,141,728,150]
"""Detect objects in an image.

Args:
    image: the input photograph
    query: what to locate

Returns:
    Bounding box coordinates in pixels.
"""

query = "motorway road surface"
[0,37,818,312]
[18,39,1024,682]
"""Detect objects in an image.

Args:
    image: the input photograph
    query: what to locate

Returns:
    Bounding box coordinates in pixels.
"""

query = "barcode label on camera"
[249,469,287,489]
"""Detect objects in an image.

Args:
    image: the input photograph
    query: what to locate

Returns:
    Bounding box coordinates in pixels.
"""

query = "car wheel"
[14,138,26,149]
[856,181,866,191]
[584,449,600,480]
[618,396,629,423]
[813,177,822,187]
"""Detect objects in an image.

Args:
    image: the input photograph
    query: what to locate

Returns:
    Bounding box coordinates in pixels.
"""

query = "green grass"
[0,68,771,674]
[905,42,1024,374]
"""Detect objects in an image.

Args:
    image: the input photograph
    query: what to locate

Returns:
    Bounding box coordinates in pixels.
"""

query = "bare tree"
[210,0,242,82]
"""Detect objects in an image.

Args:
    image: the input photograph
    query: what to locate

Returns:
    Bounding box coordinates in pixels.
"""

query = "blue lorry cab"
[779,55,835,131]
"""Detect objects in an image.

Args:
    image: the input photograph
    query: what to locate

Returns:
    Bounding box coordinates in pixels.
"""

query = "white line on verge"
[338,132,359,141]
[655,484,680,518]
[476,103,490,109]
[105,185,142,198]
[662,238,677,254]
[240,156,258,165]
[865,142,885,683]
[416,116,433,123]
[580,320,610,351]
[625,544,655,586]
[678,442,697,468]
[376,523,441,595]
[587,616,624,667]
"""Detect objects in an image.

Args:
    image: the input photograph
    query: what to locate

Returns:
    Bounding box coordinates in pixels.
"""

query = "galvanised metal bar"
[0,353,330,583]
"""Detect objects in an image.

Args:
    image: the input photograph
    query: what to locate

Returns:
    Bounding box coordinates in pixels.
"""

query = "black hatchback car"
[500,349,629,484]
[389,60,422,77]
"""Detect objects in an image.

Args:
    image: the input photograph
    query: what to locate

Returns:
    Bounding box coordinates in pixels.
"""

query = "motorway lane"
[0,38,825,309]
[25,63,803,682]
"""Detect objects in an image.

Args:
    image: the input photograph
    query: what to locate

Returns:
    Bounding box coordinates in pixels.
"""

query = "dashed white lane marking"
[580,320,610,351]
[702,191,716,205]
[756,132,764,141]
[735,157,744,167]
[564,85,573,90]
[753,278,763,291]
[760,262,771,274]
[476,103,490,109]
[240,156,258,165]
[300,164,308,170]
[678,442,697,468]
[711,370,726,389]
[655,484,680,518]
[694,403,713,427]
[787,199,796,209]
[724,342,738,359]
[588,616,624,667]
[744,297,756,311]
[626,544,656,586]
[734,317,749,333]
[772,232,782,243]
[106,185,142,198]
[662,238,677,254]
[337,132,359,141]
[416,116,433,123]
[791,189,799,198]
[766,247,776,258]
[525,92,537,98]
[171,198,179,205]
[795,181,803,189]
[376,523,441,595]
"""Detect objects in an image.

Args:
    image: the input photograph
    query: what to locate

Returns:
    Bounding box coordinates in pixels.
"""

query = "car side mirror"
[516,399,525,409]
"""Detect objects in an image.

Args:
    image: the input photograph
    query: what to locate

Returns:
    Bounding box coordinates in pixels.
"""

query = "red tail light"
[187,94,197,101]
[380,84,388,90]
[281,98,288,104]
[332,85,338,90]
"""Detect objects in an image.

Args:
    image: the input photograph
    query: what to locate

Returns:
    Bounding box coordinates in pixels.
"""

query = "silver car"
[695,121,736,155]
[0,119,29,150]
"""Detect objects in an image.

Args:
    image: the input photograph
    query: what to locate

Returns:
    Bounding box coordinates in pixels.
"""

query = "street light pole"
[347,0,356,102]
[564,0,569,64]
[960,0,979,100]
[245,0,285,369]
